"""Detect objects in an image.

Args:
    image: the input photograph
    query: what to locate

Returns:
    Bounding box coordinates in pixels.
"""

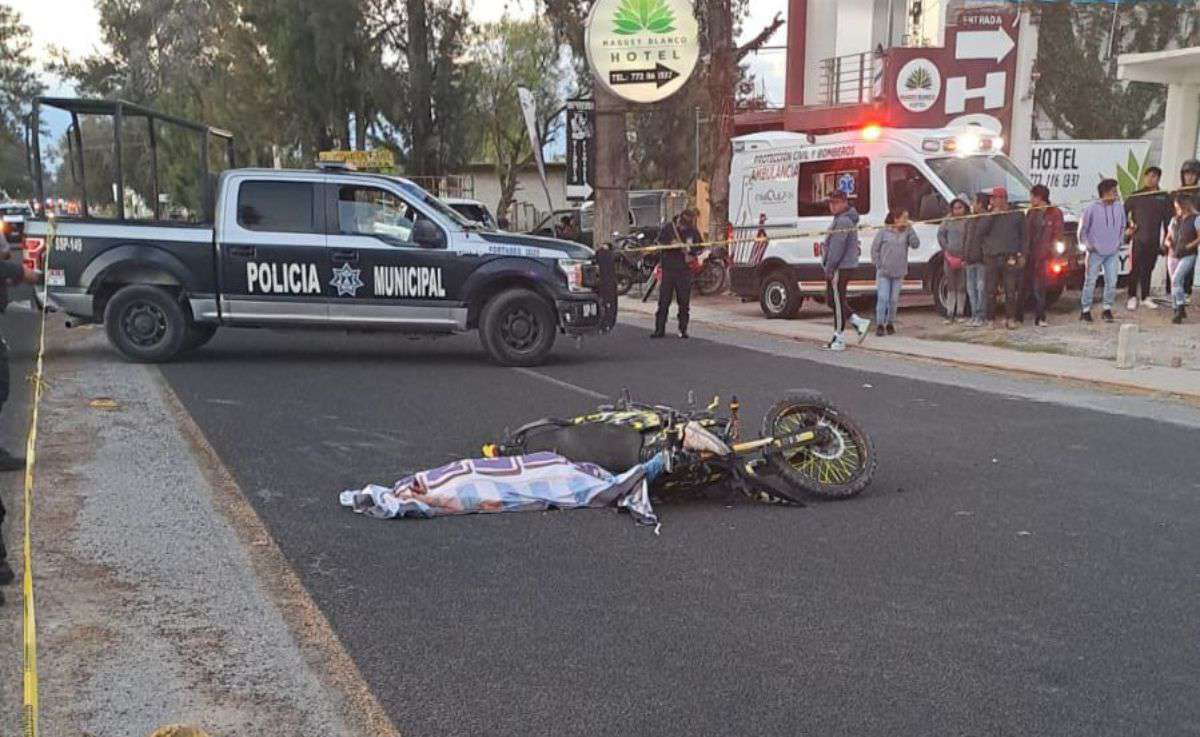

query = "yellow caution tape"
[620,184,1200,253]
[22,217,53,737]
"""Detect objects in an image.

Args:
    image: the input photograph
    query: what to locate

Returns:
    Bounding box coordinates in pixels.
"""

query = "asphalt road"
[153,321,1200,737]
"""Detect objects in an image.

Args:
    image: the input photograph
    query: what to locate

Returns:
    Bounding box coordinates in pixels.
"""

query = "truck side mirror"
[412,219,447,249]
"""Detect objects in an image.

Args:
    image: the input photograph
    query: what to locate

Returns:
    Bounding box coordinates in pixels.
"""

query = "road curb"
[619,298,1200,403]
[153,370,403,737]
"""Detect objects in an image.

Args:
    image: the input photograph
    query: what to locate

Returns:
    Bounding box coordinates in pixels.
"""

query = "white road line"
[513,367,610,400]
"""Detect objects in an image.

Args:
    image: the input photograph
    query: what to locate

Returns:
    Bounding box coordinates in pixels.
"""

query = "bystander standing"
[937,198,969,324]
[1024,184,1063,328]
[963,194,988,328]
[1165,192,1199,324]
[820,190,871,351]
[871,206,920,336]
[976,187,1027,330]
[1079,179,1126,323]
[1124,166,1172,310]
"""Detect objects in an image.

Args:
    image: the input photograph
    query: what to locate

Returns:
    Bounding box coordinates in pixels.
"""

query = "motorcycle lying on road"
[484,390,876,503]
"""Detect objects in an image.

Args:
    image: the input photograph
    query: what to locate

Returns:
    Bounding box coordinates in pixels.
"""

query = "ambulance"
[726,125,1082,319]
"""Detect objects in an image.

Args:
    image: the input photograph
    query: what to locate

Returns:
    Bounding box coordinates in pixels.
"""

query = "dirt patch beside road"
[0,324,397,737]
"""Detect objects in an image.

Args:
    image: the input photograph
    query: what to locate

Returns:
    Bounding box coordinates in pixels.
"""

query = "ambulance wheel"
[759,270,802,319]
[480,288,557,366]
[182,323,218,353]
[104,285,189,363]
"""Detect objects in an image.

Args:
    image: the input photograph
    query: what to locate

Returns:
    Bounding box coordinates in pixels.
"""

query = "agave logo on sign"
[586,0,699,104]
[896,58,942,113]
[613,0,676,34]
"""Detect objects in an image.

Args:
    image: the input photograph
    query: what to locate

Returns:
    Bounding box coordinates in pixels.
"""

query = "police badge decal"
[330,262,364,297]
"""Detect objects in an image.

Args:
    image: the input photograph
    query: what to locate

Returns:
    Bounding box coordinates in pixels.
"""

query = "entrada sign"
[884,6,1020,136]
[584,0,699,104]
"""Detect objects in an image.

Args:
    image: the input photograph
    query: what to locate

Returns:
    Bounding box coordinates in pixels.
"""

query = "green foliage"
[468,17,568,215]
[0,3,44,198]
[1034,1,1198,139]
[613,0,676,35]
[1115,148,1151,200]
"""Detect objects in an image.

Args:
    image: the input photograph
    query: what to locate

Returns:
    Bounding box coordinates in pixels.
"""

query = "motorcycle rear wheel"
[761,391,876,499]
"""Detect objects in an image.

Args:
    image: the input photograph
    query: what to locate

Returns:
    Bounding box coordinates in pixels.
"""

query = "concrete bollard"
[1116,323,1138,369]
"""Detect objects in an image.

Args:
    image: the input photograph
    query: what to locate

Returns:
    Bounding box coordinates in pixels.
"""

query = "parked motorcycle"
[612,232,657,296]
[484,390,876,503]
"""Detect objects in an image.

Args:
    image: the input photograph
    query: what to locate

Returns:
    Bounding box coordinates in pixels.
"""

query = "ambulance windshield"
[925,155,1033,204]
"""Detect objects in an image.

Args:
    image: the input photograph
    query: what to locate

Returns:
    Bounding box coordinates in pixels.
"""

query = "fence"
[818,52,881,106]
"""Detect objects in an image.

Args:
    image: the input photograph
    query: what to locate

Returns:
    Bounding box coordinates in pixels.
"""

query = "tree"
[0,3,44,197]
[469,18,568,219]
[1034,0,1198,139]
[366,0,481,177]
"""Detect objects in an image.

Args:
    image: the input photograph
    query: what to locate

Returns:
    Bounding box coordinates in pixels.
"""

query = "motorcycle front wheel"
[761,391,876,499]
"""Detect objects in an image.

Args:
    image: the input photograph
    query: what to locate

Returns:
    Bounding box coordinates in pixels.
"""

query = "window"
[237,181,317,233]
[338,185,421,243]
[796,158,871,216]
[925,155,1033,205]
[887,163,946,221]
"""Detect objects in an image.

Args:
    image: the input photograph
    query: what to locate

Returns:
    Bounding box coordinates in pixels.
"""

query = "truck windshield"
[392,179,473,228]
[925,155,1033,204]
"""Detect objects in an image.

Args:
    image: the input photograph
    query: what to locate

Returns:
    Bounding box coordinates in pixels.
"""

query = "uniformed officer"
[651,208,702,339]
[0,257,40,605]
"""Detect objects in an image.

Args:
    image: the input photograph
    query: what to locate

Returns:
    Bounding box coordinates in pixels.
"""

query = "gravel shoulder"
[0,323,397,737]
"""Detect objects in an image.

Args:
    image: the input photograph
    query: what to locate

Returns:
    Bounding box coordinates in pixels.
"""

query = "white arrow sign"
[955,28,1015,63]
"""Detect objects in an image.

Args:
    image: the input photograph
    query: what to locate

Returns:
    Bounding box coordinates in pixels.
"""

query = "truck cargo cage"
[26,97,236,222]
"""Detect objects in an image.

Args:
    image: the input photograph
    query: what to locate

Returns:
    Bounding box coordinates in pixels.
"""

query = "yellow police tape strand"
[22,218,52,737]
[619,183,1200,254]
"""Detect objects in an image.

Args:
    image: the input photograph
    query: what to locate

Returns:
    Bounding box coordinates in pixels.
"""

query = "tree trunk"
[406,0,434,175]
[706,0,735,243]
[592,84,630,249]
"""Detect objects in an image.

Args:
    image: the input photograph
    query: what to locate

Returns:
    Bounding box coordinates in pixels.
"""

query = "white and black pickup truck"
[25,99,606,366]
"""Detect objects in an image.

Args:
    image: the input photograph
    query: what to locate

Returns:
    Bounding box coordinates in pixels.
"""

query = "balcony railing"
[818,52,882,106]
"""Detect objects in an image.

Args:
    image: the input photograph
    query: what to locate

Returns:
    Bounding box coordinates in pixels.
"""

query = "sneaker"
[1035,318,1048,328]
[875,325,885,337]
[678,331,688,339]
[849,314,871,344]
[1172,308,1184,325]
[826,335,847,351]
[1127,297,1139,310]
[1080,311,1093,323]
[0,449,24,473]
[1102,309,1114,323]
[1142,298,1159,310]
[649,331,665,339]
[0,559,12,586]
[886,323,895,335]
[1005,319,1016,330]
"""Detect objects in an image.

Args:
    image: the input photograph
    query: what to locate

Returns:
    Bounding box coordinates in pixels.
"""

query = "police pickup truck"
[24,100,605,366]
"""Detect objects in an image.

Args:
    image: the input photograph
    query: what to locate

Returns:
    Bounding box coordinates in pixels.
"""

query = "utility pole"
[592,84,630,249]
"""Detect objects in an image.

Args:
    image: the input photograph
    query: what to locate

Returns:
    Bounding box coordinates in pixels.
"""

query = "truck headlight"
[557,259,590,293]
[1055,241,1066,254]
[1077,243,1087,253]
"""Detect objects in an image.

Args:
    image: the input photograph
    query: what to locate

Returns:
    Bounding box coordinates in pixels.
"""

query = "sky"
[14,0,789,104]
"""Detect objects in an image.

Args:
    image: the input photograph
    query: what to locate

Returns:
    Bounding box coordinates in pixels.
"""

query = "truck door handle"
[229,245,256,258]
[331,250,359,263]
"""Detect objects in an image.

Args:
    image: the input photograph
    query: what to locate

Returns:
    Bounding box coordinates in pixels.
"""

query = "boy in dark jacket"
[1124,166,1172,310]
[821,191,871,351]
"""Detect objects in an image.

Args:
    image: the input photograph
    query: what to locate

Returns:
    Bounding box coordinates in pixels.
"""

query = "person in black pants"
[0,257,40,605]
[651,209,701,339]
[1125,166,1172,310]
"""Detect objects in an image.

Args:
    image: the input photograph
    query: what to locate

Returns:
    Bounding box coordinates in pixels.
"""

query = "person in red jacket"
[1022,184,1064,327]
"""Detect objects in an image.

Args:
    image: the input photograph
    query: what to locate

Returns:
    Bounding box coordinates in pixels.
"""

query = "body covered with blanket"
[339,451,667,525]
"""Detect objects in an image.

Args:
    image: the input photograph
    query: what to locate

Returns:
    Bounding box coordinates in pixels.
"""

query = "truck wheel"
[181,323,218,353]
[931,263,949,316]
[759,270,802,319]
[479,288,557,366]
[103,285,189,363]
